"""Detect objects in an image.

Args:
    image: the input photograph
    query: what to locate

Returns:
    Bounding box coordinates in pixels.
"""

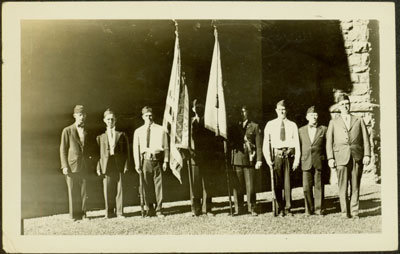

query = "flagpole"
[214,24,233,216]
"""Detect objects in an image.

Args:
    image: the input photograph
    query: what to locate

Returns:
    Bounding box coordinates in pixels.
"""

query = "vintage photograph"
[3,2,397,253]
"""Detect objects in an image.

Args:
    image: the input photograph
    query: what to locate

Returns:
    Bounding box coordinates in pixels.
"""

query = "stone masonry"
[331,20,380,181]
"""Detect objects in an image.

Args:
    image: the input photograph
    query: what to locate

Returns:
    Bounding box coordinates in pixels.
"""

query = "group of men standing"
[59,93,370,221]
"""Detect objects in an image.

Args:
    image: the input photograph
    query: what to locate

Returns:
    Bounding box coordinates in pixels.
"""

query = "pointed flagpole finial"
[173,19,179,36]
[212,20,218,38]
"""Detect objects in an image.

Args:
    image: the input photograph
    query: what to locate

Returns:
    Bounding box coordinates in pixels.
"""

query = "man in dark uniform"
[231,106,262,216]
[298,106,327,216]
[60,105,94,221]
[96,109,130,218]
[187,99,214,216]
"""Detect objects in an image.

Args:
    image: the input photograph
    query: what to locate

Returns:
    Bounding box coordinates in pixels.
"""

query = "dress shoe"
[117,214,126,219]
[279,210,285,217]
[156,212,165,218]
[315,210,323,216]
[251,211,258,217]
[285,210,293,216]
[352,214,360,220]
[341,213,351,219]
[81,213,89,221]
[204,212,215,217]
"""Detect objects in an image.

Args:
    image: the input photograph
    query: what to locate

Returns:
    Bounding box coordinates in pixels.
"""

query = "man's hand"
[162,162,168,171]
[328,159,336,169]
[292,161,299,171]
[136,168,142,174]
[255,161,262,170]
[363,156,370,166]
[62,168,69,175]
[96,169,101,176]
[123,167,129,174]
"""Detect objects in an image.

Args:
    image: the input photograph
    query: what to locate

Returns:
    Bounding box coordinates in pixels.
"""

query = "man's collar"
[75,122,84,129]
[107,127,116,131]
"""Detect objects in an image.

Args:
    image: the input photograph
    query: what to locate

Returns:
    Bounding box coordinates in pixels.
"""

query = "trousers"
[188,158,212,214]
[232,166,256,212]
[273,154,293,212]
[336,156,363,216]
[302,167,324,214]
[102,157,123,216]
[142,159,163,212]
[65,172,87,219]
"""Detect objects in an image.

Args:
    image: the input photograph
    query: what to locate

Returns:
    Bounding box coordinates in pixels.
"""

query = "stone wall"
[333,20,380,181]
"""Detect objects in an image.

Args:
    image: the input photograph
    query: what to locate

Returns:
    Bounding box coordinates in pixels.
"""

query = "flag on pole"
[204,27,227,139]
[162,27,190,184]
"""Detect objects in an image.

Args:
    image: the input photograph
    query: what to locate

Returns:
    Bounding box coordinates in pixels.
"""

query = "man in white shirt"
[60,105,94,221]
[133,106,169,217]
[263,100,300,216]
[298,106,328,216]
[326,94,370,219]
[96,109,130,219]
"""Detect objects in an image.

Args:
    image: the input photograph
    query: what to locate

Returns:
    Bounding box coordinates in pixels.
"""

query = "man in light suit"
[60,105,94,221]
[231,106,262,216]
[96,109,130,219]
[299,106,327,216]
[326,94,370,219]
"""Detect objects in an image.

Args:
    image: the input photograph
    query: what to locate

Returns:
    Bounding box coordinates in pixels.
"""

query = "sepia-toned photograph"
[2,2,397,253]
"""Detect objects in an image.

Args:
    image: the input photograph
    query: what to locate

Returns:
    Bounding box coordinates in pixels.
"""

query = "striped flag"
[204,27,227,139]
[162,30,189,184]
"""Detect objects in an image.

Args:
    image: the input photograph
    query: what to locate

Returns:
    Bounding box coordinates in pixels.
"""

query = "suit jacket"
[299,125,327,171]
[190,116,213,161]
[60,124,93,173]
[96,130,130,174]
[326,115,370,166]
[231,120,262,166]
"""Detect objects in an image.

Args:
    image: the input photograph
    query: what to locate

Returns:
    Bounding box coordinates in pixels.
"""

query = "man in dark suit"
[326,94,370,219]
[231,106,262,216]
[187,99,214,216]
[96,109,130,219]
[60,105,94,221]
[299,106,327,216]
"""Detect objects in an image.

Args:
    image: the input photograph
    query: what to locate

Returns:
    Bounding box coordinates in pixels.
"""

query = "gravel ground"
[23,179,381,235]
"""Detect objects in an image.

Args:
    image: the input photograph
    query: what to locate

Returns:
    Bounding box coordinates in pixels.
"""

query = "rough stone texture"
[334,20,379,178]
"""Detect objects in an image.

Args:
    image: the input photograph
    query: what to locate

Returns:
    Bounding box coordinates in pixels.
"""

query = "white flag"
[162,31,189,184]
[204,27,227,139]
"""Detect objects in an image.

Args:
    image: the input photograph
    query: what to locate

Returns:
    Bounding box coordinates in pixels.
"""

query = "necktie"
[146,125,151,148]
[280,120,286,141]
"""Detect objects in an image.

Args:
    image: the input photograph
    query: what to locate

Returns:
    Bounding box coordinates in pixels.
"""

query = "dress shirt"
[242,120,248,128]
[262,118,300,165]
[75,123,85,144]
[308,125,317,143]
[107,127,116,155]
[133,123,169,169]
[341,114,351,130]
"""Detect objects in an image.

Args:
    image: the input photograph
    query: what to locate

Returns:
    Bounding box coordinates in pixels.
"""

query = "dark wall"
[21,20,350,218]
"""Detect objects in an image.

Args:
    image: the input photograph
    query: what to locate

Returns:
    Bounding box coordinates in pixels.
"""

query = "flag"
[163,30,189,184]
[204,27,227,139]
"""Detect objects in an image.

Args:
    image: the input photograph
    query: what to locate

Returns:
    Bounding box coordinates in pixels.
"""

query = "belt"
[142,152,162,161]
[274,147,295,158]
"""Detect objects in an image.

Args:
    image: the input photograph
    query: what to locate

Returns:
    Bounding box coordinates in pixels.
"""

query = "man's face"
[142,112,153,125]
[306,113,318,126]
[103,113,116,129]
[338,99,350,114]
[73,112,86,126]
[275,105,287,119]
[241,108,249,121]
